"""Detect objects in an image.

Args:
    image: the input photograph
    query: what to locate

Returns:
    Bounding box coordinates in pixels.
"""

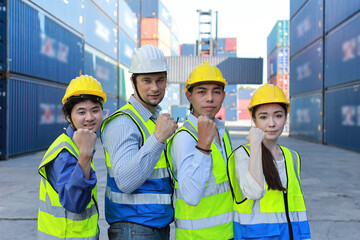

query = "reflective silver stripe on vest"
[106,186,171,205]
[107,166,168,179]
[39,192,98,221]
[42,141,79,164]
[175,211,233,230]
[175,180,230,199]
[120,108,150,139]
[37,230,99,240]
[183,121,197,138]
[234,194,308,225]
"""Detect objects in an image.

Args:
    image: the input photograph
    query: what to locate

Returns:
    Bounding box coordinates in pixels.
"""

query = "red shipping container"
[225,38,237,51]
[237,99,251,120]
[216,107,226,121]
[268,74,289,98]
[141,18,171,49]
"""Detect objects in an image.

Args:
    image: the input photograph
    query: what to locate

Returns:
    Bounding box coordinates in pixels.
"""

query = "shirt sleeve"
[102,115,166,194]
[46,150,97,214]
[234,147,265,200]
[170,131,212,206]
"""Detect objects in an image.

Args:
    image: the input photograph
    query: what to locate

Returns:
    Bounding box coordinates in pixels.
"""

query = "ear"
[130,76,135,90]
[185,91,192,103]
[66,115,71,124]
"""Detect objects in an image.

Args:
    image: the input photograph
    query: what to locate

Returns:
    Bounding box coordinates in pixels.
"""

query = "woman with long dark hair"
[228,83,311,240]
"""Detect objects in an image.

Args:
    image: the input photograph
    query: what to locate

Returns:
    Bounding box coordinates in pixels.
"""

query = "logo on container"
[296,16,311,38]
[96,65,110,81]
[40,103,55,124]
[40,33,69,63]
[342,38,356,62]
[296,109,310,123]
[342,106,356,126]
[296,62,311,80]
[95,20,110,42]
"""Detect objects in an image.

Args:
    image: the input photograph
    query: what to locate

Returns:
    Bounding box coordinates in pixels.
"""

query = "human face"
[253,103,287,141]
[68,100,103,132]
[186,83,225,119]
[132,72,167,108]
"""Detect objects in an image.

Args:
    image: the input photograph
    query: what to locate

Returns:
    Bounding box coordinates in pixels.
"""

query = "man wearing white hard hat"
[101,45,178,240]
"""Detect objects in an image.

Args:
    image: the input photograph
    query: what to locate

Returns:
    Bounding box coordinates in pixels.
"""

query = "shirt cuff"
[243,171,265,200]
[71,164,97,190]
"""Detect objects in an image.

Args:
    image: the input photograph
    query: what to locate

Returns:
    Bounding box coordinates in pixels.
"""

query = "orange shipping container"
[268,74,289,98]
[225,38,237,51]
[140,39,171,56]
[141,18,171,49]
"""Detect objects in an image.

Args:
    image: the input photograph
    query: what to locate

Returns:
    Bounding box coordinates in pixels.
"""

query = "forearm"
[248,142,265,188]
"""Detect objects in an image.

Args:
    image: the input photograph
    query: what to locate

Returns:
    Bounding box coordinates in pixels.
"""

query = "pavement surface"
[1,120,359,239]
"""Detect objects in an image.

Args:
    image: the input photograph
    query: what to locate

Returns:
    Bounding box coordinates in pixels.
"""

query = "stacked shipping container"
[290,0,360,152]
[1,0,182,159]
[267,20,289,98]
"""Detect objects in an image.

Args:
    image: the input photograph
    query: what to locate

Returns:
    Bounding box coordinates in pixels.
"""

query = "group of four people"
[37,45,311,240]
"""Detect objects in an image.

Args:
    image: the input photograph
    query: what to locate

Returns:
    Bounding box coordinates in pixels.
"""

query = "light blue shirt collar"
[128,95,162,121]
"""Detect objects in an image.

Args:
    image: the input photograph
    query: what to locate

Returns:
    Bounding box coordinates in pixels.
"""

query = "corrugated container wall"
[290,40,322,96]
[289,92,323,142]
[325,0,360,33]
[5,77,68,158]
[325,12,360,88]
[84,45,118,97]
[141,0,171,28]
[325,85,360,152]
[237,99,251,120]
[226,108,237,121]
[140,18,171,49]
[84,0,118,60]
[91,0,118,23]
[267,20,289,55]
[9,0,84,84]
[119,29,136,68]
[290,0,308,19]
[119,0,138,42]
[29,0,84,34]
[267,47,289,78]
[290,0,323,57]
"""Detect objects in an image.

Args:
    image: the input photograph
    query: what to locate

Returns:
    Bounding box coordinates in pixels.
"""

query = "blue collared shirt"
[101,95,166,194]
[169,113,228,206]
[46,125,97,214]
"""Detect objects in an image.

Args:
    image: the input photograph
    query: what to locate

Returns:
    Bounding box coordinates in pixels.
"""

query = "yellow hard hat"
[184,62,227,93]
[62,75,107,104]
[248,83,290,117]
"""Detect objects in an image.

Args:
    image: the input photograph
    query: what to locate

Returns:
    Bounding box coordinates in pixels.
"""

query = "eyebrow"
[76,105,100,111]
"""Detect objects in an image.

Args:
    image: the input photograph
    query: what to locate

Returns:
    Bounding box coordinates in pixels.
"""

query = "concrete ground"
[0,120,359,239]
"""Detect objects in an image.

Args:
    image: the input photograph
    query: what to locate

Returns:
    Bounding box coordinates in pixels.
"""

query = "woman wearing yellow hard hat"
[37,75,106,239]
[227,83,311,239]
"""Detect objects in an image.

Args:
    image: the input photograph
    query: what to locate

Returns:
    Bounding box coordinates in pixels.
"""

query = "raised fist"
[246,127,265,145]
[154,113,178,143]
[197,115,217,149]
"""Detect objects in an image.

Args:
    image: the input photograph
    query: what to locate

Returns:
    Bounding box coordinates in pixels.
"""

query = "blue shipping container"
[325,0,360,33]
[226,108,237,121]
[84,45,118,96]
[290,0,308,19]
[171,105,188,122]
[85,0,118,60]
[290,40,323,96]
[9,0,84,84]
[225,84,237,93]
[180,83,188,105]
[92,0,118,23]
[171,34,180,56]
[103,96,118,119]
[290,0,323,57]
[225,51,237,57]
[216,38,225,51]
[289,92,322,142]
[119,29,136,68]
[181,44,196,56]
[119,0,138,42]
[325,85,360,151]
[0,80,7,159]
[162,83,180,105]
[29,0,84,34]
[267,20,289,55]
[325,12,360,88]
[141,0,171,28]
[223,93,237,108]
[6,76,68,157]
[237,89,254,99]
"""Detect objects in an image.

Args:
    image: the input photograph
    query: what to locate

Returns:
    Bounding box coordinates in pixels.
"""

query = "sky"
[162,0,290,84]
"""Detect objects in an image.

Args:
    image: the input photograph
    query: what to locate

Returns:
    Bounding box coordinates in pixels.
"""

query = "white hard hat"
[129,45,170,73]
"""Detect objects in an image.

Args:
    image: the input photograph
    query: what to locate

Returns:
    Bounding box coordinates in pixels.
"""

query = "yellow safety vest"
[37,133,99,239]
[167,120,234,240]
[100,103,172,228]
[228,144,311,240]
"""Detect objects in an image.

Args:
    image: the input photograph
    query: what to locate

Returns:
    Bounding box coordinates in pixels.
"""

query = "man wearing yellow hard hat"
[100,45,178,239]
[37,75,106,239]
[227,83,311,239]
[166,62,234,239]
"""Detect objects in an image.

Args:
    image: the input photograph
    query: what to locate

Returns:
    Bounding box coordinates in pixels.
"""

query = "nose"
[206,91,214,102]
[150,81,159,91]
[85,111,95,121]
[268,117,275,127]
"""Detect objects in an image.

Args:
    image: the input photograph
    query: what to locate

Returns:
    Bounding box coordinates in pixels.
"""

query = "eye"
[259,116,267,120]
[276,114,284,118]
[92,109,100,113]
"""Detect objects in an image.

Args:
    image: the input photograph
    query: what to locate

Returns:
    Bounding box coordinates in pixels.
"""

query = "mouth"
[84,123,96,129]
[266,130,277,135]
[203,106,216,110]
